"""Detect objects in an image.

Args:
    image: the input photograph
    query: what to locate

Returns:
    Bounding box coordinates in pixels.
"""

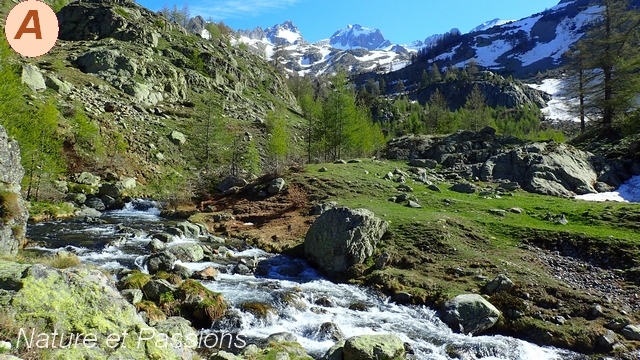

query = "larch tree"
[572,0,640,127]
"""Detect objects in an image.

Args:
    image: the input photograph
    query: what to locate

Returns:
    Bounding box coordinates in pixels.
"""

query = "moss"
[240,302,276,319]
[245,341,313,360]
[195,295,226,321]
[0,191,20,224]
[176,279,214,301]
[121,270,151,290]
[66,183,98,195]
[135,301,166,322]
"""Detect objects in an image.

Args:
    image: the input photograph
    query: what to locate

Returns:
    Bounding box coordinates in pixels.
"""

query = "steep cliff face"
[0,125,28,255]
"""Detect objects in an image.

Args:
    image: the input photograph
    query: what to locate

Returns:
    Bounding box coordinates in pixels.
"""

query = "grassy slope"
[285,159,640,355]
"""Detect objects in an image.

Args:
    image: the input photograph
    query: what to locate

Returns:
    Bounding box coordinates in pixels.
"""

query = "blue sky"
[139,0,561,44]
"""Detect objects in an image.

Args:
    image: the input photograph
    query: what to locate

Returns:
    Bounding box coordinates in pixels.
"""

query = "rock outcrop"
[342,334,406,360]
[439,294,501,335]
[0,126,28,256]
[385,130,626,197]
[0,260,195,359]
[304,207,388,278]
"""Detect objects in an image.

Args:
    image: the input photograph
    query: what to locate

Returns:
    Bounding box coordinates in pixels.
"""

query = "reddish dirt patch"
[201,184,316,254]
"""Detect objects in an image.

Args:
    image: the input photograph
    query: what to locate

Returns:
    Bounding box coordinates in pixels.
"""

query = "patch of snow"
[470,18,516,33]
[201,29,211,40]
[473,40,512,68]
[576,176,640,202]
[275,28,302,44]
[435,44,461,62]
[528,78,578,122]
[517,6,601,67]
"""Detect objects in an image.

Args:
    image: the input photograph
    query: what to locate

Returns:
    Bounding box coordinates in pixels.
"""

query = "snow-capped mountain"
[406,29,461,50]
[470,18,515,33]
[395,0,604,78]
[328,24,391,50]
[232,21,419,77]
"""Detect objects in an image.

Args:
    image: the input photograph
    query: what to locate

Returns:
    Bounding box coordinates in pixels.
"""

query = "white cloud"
[191,0,298,21]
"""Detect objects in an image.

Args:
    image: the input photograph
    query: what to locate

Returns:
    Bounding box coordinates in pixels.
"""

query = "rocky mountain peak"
[329,24,391,50]
[265,20,304,45]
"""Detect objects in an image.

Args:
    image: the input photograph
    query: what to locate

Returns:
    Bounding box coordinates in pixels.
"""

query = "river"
[25,200,581,360]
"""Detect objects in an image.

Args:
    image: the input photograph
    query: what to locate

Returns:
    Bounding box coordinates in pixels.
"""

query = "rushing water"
[26,200,581,360]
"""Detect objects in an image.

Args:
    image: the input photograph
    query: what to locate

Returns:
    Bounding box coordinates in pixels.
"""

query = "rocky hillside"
[5,0,301,191]
[0,126,28,255]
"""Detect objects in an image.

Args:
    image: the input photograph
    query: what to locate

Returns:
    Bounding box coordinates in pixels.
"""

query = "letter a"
[14,10,42,39]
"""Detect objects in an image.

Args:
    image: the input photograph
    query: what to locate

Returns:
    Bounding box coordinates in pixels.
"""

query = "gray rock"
[146,238,166,252]
[268,178,286,194]
[99,183,125,199]
[383,172,394,181]
[66,193,87,206]
[334,159,347,164]
[143,279,178,301]
[621,324,640,341]
[451,183,477,194]
[304,207,388,277]
[45,75,73,95]
[484,274,514,294]
[21,64,46,91]
[318,167,328,172]
[153,317,198,347]
[410,158,438,169]
[343,334,405,360]
[146,251,177,274]
[0,340,11,353]
[172,264,193,279]
[234,263,251,275]
[168,131,186,146]
[76,207,102,218]
[498,182,520,191]
[509,207,524,214]
[151,232,173,243]
[427,184,442,192]
[176,221,201,238]
[167,243,204,262]
[75,172,101,186]
[265,332,297,344]
[375,253,391,269]
[317,322,344,342]
[439,294,501,335]
[118,177,137,190]
[322,340,345,360]
[407,201,422,208]
[597,330,616,350]
[397,184,413,192]
[488,209,508,217]
[121,289,143,304]
[85,197,106,211]
[216,176,247,193]
[553,316,566,325]
[101,195,118,210]
[311,201,338,216]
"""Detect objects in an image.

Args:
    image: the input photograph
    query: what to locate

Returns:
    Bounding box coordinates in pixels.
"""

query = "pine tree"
[430,63,442,83]
[425,90,448,134]
[572,0,640,127]
[463,84,489,131]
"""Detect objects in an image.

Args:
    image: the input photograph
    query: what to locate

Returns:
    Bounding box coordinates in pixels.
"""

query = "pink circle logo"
[4,0,59,57]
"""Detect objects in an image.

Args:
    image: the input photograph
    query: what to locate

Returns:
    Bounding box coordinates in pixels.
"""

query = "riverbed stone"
[143,279,178,301]
[85,197,106,211]
[439,294,501,335]
[304,207,388,278]
[167,243,204,262]
[342,334,405,360]
[146,238,167,252]
[146,251,177,274]
[176,221,201,238]
[120,289,143,304]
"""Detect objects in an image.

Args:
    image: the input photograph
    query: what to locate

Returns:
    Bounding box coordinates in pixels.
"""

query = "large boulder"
[342,334,405,360]
[21,64,46,91]
[439,294,501,335]
[0,261,194,359]
[0,126,28,256]
[166,243,204,262]
[304,207,388,277]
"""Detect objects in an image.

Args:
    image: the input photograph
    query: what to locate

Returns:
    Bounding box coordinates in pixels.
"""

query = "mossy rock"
[66,183,99,195]
[136,300,167,322]
[0,261,191,359]
[120,270,152,290]
[240,302,276,319]
[176,279,226,328]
